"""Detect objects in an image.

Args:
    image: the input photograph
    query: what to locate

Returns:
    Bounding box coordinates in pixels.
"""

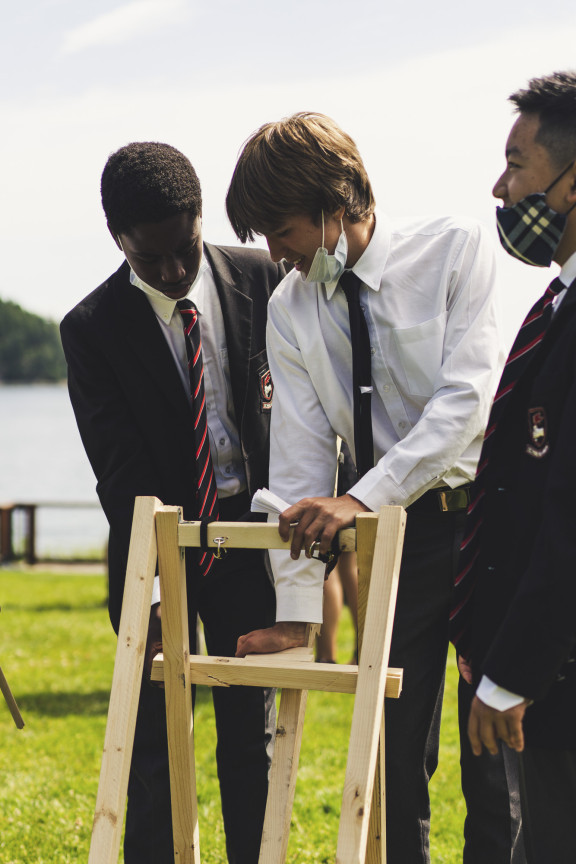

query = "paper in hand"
[250,488,291,516]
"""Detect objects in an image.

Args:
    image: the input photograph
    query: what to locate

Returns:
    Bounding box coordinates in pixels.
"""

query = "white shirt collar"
[129,256,209,320]
[325,210,391,299]
[559,250,576,288]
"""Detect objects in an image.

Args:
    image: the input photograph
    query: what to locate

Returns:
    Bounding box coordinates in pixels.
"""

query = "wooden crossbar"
[150,654,403,697]
[177,521,357,552]
[88,498,406,864]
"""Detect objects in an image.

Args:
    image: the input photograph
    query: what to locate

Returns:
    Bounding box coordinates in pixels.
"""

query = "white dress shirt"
[478,249,576,712]
[267,211,502,623]
[130,257,245,497]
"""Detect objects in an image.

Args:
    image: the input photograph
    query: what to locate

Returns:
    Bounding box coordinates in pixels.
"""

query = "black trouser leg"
[125,681,177,864]
[384,510,465,864]
[198,547,276,864]
[519,746,576,864]
[459,675,526,864]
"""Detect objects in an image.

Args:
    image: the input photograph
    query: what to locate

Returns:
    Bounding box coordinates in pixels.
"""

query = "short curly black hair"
[101,142,202,234]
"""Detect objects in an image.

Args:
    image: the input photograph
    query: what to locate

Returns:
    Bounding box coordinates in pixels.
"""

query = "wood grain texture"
[336,507,406,864]
[157,507,201,864]
[150,655,402,698]
[88,496,161,864]
[177,522,356,553]
[258,624,318,864]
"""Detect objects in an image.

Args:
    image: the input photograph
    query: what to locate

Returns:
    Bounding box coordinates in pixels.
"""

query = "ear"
[107,223,124,251]
[568,164,576,203]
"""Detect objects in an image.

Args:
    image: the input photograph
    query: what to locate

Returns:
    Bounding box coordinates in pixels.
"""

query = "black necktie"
[450,277,564,656]
[177,299,219,576]
[340,270,374,479]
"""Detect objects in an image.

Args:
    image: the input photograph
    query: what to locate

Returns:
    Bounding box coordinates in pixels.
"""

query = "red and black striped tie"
[450,277,563,657]
[177,299,219,576]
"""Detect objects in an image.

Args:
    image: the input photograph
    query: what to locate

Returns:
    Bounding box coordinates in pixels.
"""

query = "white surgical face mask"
[304,211,348,284]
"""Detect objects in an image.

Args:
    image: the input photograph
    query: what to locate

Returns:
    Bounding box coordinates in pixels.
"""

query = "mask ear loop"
[321,209,325,249]
[543,161,576,216]
[544,160,576,195]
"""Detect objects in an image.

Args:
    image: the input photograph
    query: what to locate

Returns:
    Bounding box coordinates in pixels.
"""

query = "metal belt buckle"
[437,487,469,512]
[438,490,450,512]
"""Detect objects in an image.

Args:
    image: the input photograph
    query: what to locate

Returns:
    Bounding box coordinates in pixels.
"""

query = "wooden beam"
[157,507,201,864]
[336,506,406,864]
[357,514,384,864]
[88,496,162,864]
[177,521,357,553]
[150,654,403,698]
[258,624,318,864]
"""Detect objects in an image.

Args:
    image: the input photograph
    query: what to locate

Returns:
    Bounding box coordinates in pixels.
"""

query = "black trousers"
[519,746,576,864]
[124,499,276,864]
[385,507,466,864]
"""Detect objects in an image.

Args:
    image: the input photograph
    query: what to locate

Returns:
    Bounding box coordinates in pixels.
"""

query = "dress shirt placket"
[362,291,413,441]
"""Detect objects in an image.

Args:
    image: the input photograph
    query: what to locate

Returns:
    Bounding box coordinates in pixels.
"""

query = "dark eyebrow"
[505,145,522,159]
[175,232,201,253]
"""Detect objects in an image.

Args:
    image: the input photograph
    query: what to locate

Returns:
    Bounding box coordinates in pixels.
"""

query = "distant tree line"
[0,297,67,382]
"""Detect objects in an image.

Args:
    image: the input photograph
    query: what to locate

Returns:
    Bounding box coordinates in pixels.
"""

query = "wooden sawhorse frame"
[88,496,406,864]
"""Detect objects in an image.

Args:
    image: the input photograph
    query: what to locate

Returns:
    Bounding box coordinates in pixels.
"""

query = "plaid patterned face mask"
[496,162,575,267]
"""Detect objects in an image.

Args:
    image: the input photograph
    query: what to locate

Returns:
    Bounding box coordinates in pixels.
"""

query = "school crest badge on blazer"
[258,364,273,411]
[526,407,549,458]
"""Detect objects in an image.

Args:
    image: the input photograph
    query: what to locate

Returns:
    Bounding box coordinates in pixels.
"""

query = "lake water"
[0,383,108,558]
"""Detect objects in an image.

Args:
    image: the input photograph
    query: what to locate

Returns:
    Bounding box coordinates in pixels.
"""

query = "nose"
[160,256,186,284]
[492,172,507,201]
[266,236,285,263]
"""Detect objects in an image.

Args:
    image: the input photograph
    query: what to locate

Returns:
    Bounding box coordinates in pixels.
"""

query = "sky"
[2,0,576,348]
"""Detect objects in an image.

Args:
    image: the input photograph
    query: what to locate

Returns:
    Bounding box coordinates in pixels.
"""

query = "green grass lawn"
[0,570,466,863]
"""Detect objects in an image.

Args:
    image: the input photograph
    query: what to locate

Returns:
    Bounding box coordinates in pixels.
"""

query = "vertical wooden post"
[336,507,405,864]
[0,505,14,561]
[258,623,319,864]
[156,508,201,864]
[25,505,37,564]
[88,496,161,864]
[355,514,385,864]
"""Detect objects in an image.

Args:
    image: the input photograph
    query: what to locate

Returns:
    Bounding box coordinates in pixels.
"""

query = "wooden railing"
[0,501,106,565]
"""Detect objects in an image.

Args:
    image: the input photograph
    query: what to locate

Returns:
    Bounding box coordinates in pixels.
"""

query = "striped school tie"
[177,299,219,575]
[450,277,563,657]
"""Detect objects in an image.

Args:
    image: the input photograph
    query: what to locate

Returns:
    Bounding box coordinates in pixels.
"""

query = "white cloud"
[61,0,189,53]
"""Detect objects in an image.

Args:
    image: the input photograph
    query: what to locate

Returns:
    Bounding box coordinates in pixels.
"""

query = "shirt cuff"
[275,584,324,623]
[476,675,525,711]
[151,575,161,606]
